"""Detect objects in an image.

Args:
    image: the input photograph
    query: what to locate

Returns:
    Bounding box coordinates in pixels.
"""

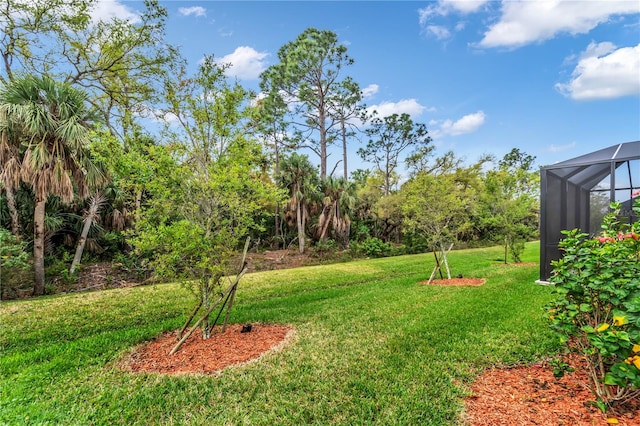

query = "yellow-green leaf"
[612,315,628,326]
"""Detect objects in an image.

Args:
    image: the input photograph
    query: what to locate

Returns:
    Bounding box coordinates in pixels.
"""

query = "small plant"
[546,200,640,409]
[509,238,525,263]
[549,357,575,379]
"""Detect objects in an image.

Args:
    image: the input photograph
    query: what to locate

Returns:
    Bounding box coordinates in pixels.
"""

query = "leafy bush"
[509,238,526,263]
[357,237,390,258]
[314,238,338,254]
[0,229,31,299]
[546,201,640,409]
[0,229,28,270]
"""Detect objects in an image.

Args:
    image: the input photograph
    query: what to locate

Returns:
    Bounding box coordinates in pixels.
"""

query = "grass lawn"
[0,242,560,425]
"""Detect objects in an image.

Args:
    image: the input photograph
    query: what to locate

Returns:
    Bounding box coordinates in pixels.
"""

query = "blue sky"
[104,1,639,172]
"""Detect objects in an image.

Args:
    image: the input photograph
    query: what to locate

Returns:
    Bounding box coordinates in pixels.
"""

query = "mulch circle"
[464,355,640,425]
[116,315,639,425]
[419,278,486,286]
[120,323,294,375]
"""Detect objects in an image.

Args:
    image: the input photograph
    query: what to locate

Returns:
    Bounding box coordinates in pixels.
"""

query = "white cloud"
[419,1,488,40]
[426,25,451,40]
[361,84,379,98]
[555,42,640,100]
[91,0,140,23]
[454,21,467,32]
[367,99,427,119]
[445,0,490,14]
[479,1,640,48]
[430,111,486,138]
[548,141,576,153]
[214,46,269,80]
[419,0,490,24]
[179,6,206,17]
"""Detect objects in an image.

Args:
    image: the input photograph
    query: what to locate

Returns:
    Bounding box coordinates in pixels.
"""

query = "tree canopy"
[0,21,543,298]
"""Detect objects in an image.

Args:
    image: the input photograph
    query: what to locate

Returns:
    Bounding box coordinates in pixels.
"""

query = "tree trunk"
[319,109,327,180]
[33,198,46,296]
[504,236,508,264]
[297,198,305,254]
[4,185,20,237]
[274,143,281,249]
[275,202,281,249]
[341,119,348,180]
[70,193,104,275]
[318,203,334,242]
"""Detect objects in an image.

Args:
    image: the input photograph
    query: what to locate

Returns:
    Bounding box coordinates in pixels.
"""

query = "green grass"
[0,242,559,425]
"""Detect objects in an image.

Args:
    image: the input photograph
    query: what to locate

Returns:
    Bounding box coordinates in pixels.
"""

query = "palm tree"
[0,75,104,295]
[0,104,22,237]
[316,177,357,248]
[277,153,318,254]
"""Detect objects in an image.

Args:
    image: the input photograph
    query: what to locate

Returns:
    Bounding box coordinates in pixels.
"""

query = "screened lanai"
[539,141,640,281]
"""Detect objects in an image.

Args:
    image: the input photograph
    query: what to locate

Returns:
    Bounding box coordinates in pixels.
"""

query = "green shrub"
[546,200,640,409]
[357,237,390,258]
[314,238,338,254]
[509,238,525,263]
[0,229,31,299]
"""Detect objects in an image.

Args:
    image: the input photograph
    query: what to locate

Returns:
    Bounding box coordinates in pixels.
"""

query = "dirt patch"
[244,249,315,271]
[120,323,293,375]
[464,355,640,425]
[419,278,486,286]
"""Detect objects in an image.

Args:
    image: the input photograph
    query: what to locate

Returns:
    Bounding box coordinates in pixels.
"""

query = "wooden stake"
[177,299,203,340]
[223,237,250,332]
[169,268,248,355]
[169,237,251,355]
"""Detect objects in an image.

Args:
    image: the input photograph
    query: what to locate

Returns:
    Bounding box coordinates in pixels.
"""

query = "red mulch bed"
[464,355,640,425]
[121,323,293,375]
[419,277,486,286]
[118,318,639,425]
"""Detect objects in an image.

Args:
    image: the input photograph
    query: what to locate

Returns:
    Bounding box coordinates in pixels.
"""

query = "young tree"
[479,148,539,263]
[161,55,251,168]
[0,75,104,295]
[358,113,431,196]
[402,170,476,279]
[131,58,281,340]
[260,28,358,179]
